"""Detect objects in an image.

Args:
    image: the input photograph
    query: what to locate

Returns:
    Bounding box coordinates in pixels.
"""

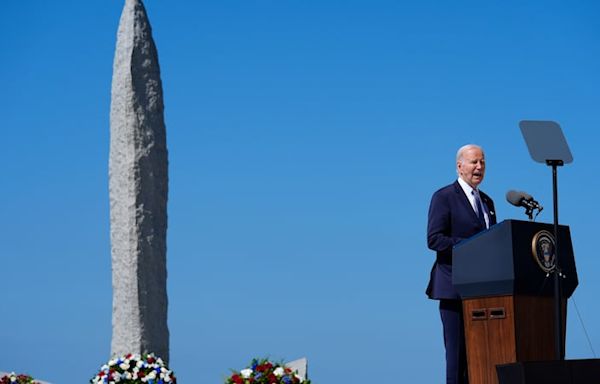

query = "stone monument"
[109,0,169,362]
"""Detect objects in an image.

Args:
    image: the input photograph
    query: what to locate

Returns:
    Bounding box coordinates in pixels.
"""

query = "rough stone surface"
[286,358,308,381]
[109,0,169,362]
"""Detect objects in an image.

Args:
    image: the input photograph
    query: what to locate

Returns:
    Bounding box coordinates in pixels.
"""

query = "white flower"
[241,368,253,378]
[119,362,130,370]
[273,367,285,377]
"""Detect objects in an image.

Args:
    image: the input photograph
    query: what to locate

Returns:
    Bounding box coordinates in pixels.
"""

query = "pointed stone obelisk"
[109,0,169,362]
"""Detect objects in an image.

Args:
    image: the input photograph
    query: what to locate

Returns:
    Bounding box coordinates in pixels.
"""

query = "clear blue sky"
[1,1,600,383]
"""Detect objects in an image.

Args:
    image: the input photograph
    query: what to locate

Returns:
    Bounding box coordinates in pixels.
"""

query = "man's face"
[457,147,485,188]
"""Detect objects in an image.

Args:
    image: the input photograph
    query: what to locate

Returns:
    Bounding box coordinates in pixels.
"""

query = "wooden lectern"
[453,220,578,384]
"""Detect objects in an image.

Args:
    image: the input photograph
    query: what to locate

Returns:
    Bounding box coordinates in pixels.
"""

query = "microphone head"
[506,190,525,206]
[520,191,533,201]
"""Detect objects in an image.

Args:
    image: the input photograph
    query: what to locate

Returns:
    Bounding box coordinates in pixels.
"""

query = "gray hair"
[456,144,484,175]
[456,144,483,163]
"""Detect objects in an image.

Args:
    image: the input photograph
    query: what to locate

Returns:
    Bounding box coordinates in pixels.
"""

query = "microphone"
[506,190,543,219]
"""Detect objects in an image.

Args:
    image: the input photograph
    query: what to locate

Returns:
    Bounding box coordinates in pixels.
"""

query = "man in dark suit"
[426,144,496,384]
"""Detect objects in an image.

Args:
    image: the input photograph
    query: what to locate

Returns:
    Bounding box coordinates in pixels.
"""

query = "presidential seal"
[531,230,556,273]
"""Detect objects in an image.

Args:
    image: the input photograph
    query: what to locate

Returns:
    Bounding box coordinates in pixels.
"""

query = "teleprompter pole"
[548,160,564,360]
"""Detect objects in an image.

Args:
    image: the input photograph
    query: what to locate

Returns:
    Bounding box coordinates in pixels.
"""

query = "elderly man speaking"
[426,144,497,384]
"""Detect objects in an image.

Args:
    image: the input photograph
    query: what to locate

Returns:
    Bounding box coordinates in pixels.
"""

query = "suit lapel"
[480,193,496,225]
[453,180,480,223]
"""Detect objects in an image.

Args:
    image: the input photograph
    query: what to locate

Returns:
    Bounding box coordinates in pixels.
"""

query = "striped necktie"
[473,190,486,228]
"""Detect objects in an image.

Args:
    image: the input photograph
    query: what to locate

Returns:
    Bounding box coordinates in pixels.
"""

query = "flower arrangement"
[90,353,177,384]
[0,373,38,384]
[225,358,310,384]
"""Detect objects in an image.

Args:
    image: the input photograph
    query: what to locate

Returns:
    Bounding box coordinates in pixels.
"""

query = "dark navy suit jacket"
[426,180,496,299]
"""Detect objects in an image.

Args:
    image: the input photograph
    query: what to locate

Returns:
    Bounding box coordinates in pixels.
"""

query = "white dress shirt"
[457,177,489,228]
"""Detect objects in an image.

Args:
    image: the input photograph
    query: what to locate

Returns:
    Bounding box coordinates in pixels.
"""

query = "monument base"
[496,359,600,384]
